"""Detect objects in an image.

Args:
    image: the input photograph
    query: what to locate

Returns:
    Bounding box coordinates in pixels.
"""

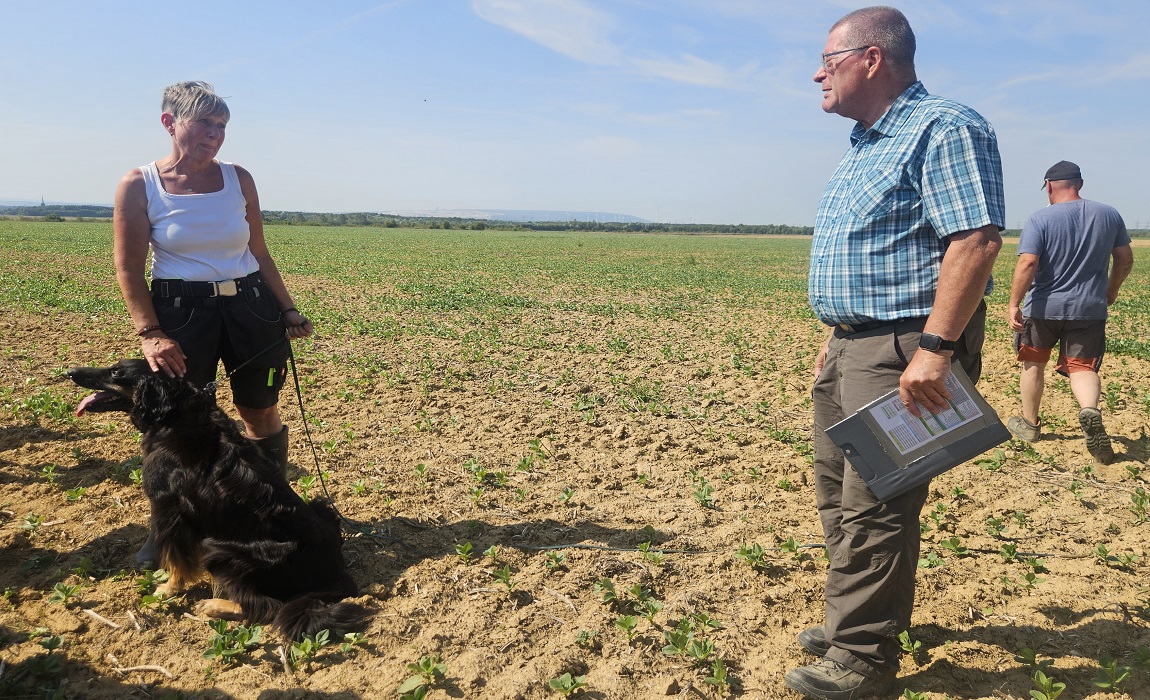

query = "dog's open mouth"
[76,391,130,416]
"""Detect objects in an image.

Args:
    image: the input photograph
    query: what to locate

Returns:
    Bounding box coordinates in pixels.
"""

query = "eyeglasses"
[820,46,869,70]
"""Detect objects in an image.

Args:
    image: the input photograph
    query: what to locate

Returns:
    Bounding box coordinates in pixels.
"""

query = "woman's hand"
[283,309,314,340]
[141,333,187,378]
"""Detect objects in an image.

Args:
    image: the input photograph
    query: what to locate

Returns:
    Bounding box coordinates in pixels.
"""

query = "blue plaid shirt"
[809,82,1005,326]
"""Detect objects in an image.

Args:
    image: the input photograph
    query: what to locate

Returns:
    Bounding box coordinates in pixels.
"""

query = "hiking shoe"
[784,658,895,699]
[1078,407,1114,464]
[1006,416,1039,442]
[798,626,830,656]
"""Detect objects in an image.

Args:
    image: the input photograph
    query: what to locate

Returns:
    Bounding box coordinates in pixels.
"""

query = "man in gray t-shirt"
[1005,160,1133,463]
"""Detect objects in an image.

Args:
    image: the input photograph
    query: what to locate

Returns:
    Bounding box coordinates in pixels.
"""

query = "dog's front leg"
[195,598,245,621]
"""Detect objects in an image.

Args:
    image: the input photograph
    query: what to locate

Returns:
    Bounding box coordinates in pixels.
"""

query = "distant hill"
[0,204,113,218]
[383,209,649,223]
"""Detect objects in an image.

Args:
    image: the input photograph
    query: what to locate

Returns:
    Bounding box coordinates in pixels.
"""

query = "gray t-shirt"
[1018,199,1129,320]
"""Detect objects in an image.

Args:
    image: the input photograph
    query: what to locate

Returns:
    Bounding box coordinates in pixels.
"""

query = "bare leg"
[1019,361,1046,425]
[236,404,282,439]
[1069,370,1102,410]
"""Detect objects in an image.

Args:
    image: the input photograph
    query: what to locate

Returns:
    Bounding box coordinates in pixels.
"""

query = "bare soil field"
[1,226,1148,700]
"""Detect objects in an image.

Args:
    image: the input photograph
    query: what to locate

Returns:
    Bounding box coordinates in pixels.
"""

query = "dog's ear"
[132,373,178,428]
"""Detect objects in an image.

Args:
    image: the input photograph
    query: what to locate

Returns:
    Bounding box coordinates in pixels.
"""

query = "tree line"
[7,205,1149,238]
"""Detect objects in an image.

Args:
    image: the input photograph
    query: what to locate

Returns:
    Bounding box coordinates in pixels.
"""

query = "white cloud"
[471,0,621,66]
[471,0,756,89]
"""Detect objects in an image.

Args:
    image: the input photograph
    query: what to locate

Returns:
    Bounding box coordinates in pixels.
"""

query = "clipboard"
[824,366,1010,502]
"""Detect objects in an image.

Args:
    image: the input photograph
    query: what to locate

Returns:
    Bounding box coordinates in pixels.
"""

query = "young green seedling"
[594,578,618,605]
[686,637,715,664]
[544,551,565,570]
[1091,655,1131,689]
[999,542,1019,562]
[736,543,769,570]
[938,537,969,557]
[615,615,639,643]
[689,611,723,635]
[47,582,79,606]
[21,512,44,534]
[637,598,663,622]
[548,672,589,696]
[202,619,264,665]
[295,475,316,500]
[779,537,805,562]
[703,658,732,696]
[289,629,330,669]
[339,632,366,654]
[455,541,474,563]
[662,627,693,656]
[1130,487,1149,524]
[1030,669,1065,700]
[897,630,922,659]
[574,629,598,649]
[693,478,715,508]
[491,564,515,592]
[918,552,945,569]
[1131,645,1150,671]
[637,541,665,565]
[398,654,447,697]
[985,515,1007,539]
[1014,648,1053,673]
[558,486,576,504]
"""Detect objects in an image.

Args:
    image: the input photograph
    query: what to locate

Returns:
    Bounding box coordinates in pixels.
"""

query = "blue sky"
[3,0,1148,227]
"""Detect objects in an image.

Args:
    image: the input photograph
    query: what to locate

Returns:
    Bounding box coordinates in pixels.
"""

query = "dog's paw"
[195,598,245,620]
[155,582,181,598]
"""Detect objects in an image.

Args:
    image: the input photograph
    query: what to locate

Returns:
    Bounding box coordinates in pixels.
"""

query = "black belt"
[151,272,263,299]
[835,317,924,334]
[151,272,264,308]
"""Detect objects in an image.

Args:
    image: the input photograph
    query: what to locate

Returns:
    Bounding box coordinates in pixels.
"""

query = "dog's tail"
[274,594,371,641]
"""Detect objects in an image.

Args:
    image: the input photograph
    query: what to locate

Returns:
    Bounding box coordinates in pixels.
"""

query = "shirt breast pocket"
[848,166,917,221]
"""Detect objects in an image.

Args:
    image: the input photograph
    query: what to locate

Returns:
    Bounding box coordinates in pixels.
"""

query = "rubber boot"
[253,425,290,477]
[135,527,158,570]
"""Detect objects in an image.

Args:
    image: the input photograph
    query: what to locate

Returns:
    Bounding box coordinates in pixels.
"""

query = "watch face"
[920,333,942,350]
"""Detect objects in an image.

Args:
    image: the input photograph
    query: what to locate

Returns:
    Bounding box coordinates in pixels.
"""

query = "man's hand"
[1007,305,1025,333]
[813,336,831,380]
[899,349,953,417]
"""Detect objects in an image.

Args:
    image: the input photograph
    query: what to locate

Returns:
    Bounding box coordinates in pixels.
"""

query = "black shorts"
[151,277,289,409]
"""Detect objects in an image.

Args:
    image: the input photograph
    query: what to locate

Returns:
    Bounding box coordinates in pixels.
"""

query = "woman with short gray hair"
[112,80,312,568]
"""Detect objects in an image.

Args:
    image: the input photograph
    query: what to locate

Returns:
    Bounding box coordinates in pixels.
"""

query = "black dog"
[69,359,368,640]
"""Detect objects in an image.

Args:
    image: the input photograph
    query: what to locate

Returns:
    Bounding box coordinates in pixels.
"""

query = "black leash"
[205,335,413,550]
[282,341,415,551]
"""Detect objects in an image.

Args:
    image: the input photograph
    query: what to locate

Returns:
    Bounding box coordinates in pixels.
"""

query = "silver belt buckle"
[214,279,239,297]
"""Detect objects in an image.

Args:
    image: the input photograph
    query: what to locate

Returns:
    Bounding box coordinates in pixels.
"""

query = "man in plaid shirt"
[787,6,1005,698]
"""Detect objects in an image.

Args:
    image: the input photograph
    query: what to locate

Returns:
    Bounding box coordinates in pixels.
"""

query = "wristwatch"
[919,333,957,352]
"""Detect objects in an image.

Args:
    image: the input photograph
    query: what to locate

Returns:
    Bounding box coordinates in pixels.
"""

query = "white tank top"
[140,160,260,281]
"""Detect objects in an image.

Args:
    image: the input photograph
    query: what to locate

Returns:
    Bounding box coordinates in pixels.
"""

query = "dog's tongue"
[76,392,109,416]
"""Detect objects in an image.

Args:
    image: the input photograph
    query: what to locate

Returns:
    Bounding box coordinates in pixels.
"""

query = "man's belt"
[151,272,263,299]
[835,317,925,334]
